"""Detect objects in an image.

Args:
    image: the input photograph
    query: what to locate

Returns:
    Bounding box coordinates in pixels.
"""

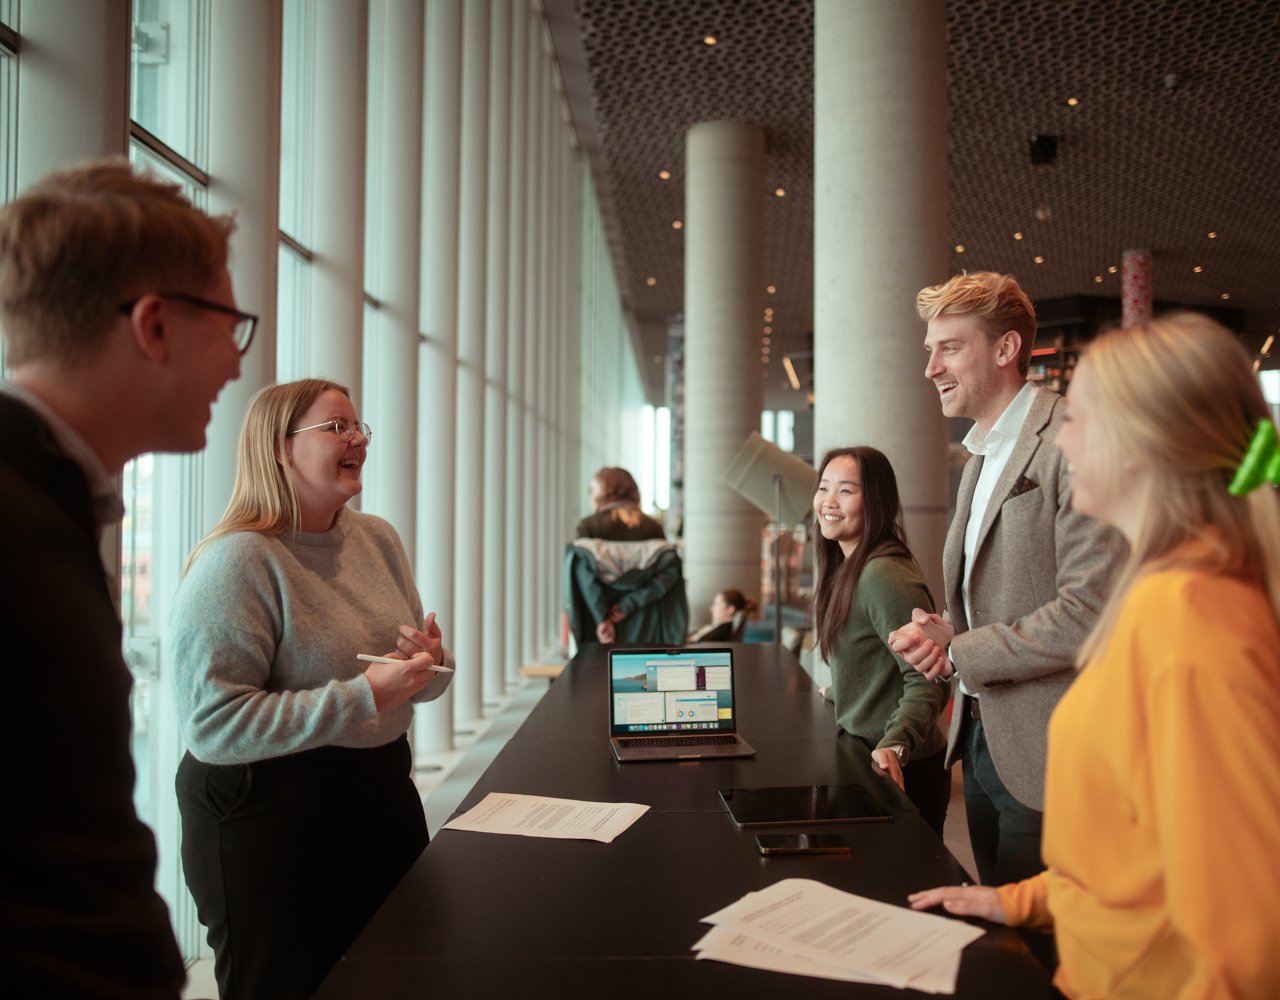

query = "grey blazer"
[943,387,1126,809]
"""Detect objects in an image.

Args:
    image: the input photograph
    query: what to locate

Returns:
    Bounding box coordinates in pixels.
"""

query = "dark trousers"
[844,733,950,836]
[176,736,428,1000]
[961,714,1058,971]
[961,716,1045,886]
[902,749,951,838]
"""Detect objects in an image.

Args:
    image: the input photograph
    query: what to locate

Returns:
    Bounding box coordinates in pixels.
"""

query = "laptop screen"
[609,647,737,737]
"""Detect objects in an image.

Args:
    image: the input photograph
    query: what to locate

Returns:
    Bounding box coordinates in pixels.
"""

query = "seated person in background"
[813,446,950,836]
[690,588,757,642]
[576,465,666,540]
[909,314,1280,999]
[171,378,454,1000]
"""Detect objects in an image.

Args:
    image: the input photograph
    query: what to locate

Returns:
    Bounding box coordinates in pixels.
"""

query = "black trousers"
[901,748,952,838]
[176,736,428,1000]
[842,733,950,836]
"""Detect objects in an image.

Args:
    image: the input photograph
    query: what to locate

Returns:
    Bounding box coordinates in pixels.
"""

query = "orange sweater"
[996,567,1280,999]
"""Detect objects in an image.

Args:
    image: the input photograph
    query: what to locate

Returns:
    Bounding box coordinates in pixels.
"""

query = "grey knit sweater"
[170,507,453,765]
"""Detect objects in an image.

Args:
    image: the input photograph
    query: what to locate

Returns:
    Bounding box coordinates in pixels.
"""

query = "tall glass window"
[130,0,209,167]
[0,21,16,372]
[278,0,316,374]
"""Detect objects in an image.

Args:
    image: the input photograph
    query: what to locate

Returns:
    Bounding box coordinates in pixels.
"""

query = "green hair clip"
[1228,419,1280,496]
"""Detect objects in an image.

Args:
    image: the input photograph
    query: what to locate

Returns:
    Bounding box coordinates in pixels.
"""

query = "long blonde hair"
[1077,313,1280,663]
[183,378,350,574]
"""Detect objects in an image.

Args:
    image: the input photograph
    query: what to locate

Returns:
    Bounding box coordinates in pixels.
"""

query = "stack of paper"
[694,878,985,994]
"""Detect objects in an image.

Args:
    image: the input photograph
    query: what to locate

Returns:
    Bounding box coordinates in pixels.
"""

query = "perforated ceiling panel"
[551,0,1280,407]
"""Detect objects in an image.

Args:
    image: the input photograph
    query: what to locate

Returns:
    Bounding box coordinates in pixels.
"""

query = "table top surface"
[315,643,1051,999]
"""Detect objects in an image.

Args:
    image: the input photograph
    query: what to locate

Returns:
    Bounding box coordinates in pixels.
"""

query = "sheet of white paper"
[441,792,649,843]
[693,925,889,985]
[693,923,964,994]
[700,878,983,989]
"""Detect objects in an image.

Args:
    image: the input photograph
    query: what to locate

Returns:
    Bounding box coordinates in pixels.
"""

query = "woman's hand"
[907,885,1006,923]
[606,604,625,623]
[870,747,906,791]
[364,651,436,712]
[596,620,616,644]
[397,611,444,665]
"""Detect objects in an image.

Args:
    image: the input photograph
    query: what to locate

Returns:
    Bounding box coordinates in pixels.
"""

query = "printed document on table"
[692,925,963,994]
[699,878,983,990]
[441,792,649,843]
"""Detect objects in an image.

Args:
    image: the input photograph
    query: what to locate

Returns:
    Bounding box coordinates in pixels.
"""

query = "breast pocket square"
[1007,475,1039,500]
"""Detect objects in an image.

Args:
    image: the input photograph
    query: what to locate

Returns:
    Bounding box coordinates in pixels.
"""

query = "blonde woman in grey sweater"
[171,378,453,1000]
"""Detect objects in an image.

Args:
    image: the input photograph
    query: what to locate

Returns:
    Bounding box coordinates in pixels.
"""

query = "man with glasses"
[0,159,251,997]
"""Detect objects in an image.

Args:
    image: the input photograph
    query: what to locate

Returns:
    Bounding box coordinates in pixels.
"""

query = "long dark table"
[315,643,1050,998]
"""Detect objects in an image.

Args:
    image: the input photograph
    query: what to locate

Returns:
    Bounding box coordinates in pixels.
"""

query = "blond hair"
[184,379,349,575]
[916,272,1037,376]
[0,157,235,367]
[1076,312,1280,663]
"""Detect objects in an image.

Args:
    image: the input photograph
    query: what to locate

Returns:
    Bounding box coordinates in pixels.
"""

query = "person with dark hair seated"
[690,589,757,642]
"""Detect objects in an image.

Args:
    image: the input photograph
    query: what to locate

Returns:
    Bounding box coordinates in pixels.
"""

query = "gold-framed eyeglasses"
[116,292,258,356]
[288,418,372,442]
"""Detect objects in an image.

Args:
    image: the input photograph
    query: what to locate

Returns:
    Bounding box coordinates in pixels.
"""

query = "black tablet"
[719,783,893,827]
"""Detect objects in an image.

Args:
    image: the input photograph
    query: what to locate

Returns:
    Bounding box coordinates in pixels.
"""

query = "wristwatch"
[887,744,908,766]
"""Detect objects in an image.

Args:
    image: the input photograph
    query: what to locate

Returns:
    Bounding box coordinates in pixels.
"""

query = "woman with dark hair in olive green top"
[813,446,950,835]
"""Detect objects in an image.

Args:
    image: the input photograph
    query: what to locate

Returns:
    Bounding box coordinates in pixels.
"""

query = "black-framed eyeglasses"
[116,292,258,356]
[288,418,372,442]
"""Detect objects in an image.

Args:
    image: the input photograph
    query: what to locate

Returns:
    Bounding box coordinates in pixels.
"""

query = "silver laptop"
[609,646,756,762]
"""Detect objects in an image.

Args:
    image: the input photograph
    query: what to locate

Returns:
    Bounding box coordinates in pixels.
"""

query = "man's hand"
[888,608,956,681]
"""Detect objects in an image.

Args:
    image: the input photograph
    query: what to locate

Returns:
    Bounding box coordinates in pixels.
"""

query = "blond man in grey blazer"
[890,272,1125,891]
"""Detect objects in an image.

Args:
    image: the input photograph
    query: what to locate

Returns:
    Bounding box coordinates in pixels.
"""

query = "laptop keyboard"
[618,734,738,748]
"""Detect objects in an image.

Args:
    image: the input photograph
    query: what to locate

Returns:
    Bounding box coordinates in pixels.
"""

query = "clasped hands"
[887,608,956,682]
[366,611,447,711]
[595,604,626,645]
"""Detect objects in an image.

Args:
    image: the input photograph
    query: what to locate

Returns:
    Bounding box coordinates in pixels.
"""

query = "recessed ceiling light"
[1192,265,1203,274]
[1107,265,1118,274]
[1207,231,1218,239]
[658,169,671,181]
[1033,255,1045,264]
[762,336,771,345]
[703,34,717,46]
[1066,96,1080,107]
[774,187,786,198]
[766,284,777,295]
[1221,292,1231,300]
[1013,231,1024,240]
[1093,275,1103,283]
[646,276,657,286]
[763,325,772,334]
[954,244,966,253]
[671,220,683,230]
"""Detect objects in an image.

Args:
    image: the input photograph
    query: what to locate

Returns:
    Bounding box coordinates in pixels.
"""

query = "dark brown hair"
[813,447,913,659]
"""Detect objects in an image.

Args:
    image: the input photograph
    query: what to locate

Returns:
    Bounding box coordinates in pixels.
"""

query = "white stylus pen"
[356,653,454,673]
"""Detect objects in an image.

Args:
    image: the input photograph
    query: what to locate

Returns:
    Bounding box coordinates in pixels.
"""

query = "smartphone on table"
[755,833,852,856]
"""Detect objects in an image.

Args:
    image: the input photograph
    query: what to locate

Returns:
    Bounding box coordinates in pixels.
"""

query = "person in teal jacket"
[813,446,950,835]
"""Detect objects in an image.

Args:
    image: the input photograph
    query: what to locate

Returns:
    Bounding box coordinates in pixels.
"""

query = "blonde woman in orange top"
[909,313,1280,998]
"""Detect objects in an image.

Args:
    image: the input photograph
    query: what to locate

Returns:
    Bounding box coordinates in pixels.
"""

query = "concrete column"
[416,0,463,754]
[813,0,949,599]
[482,0,512,700]
[205,0,282,530]
[683,121,766,620]
[1121,248,1153,327]
[308,0,367,384]
[451,0,488,725]
[503,0,529,683]
[519,14,543,662]
[14,0,129,190]
[361,0,423,552]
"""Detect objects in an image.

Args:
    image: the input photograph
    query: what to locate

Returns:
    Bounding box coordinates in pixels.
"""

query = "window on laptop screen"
[610,649,735,735]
